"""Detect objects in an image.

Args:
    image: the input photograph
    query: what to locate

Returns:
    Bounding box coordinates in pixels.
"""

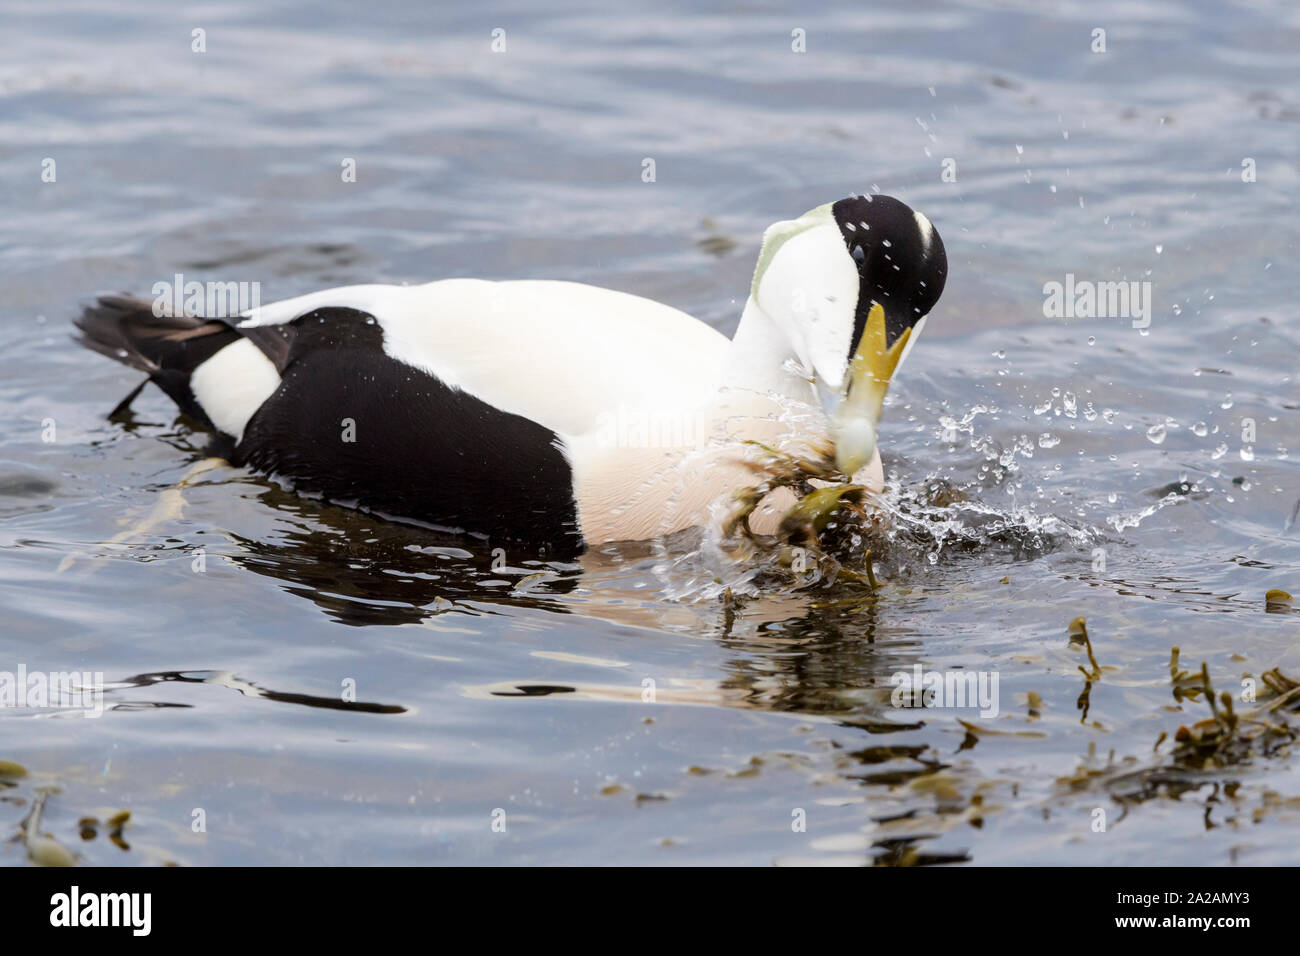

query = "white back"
[240,279,730,438]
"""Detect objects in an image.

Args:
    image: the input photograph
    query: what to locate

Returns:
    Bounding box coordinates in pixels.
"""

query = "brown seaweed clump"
[1167,651,1300,770]
[720,440,884,588]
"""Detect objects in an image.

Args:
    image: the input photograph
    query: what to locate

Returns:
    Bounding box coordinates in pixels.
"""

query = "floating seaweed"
[1167,660,1299,770]
[1265,588,1294,612]
[1168,646,1210,703]
[3,769,139,864]
[1049,645,1300,819]
[1069,617,1102,681]
[20,789,76,867]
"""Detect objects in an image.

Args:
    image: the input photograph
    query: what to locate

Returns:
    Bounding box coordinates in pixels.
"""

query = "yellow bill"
[831,302,913,475]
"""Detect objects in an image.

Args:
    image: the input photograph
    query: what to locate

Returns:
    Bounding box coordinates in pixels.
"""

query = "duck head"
[748,193,947,475]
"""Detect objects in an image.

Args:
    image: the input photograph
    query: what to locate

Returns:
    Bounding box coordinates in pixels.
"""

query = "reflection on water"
[228,484,583,627]
[117,670,407,715]
[225,478,930,725]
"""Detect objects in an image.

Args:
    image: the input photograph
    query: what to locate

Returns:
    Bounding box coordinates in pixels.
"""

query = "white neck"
[699,294,833,472]
[720,296,816,407]
[568,297,861,545]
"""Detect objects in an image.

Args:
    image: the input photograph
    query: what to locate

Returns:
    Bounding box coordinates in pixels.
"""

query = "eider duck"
[75,194,946,553]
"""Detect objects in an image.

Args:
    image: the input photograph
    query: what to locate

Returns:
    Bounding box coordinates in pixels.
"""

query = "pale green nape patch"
[748,202,836,299]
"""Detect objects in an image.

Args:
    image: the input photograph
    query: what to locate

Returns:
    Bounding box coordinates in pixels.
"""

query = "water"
[2,0,1298,865]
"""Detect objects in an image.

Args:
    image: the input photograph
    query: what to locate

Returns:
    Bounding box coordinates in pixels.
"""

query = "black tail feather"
[74,294,241,425]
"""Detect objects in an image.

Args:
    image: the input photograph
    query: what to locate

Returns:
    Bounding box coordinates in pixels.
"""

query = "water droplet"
[1146,423,1166,445]
[1240,446,1255,462]
[1192,422,1207,437]
[1155,244,1163,254]
[1038,433,1060,449]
